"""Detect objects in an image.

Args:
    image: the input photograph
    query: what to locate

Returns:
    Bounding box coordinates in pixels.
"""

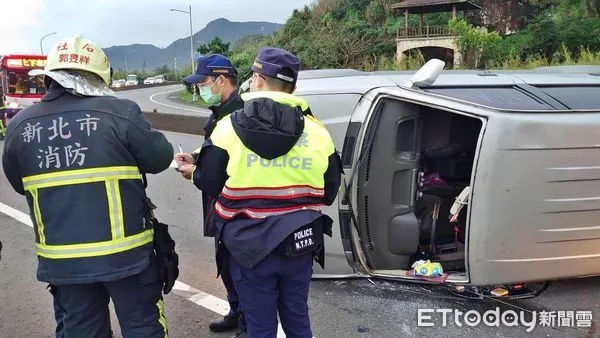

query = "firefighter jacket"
[198,92,244,238]
[192,91,343,269]
[1,83,174,285]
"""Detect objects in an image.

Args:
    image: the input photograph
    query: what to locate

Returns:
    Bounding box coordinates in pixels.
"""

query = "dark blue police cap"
[183,54,236,84]
[251,47,300,84]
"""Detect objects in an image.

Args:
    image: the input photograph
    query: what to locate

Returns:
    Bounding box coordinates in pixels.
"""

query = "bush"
[449,19,503,69]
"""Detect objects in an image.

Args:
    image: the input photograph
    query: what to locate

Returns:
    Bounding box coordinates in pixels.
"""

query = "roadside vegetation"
[169,0,600,105]
[212,0,600,73]
[178,90,209,107]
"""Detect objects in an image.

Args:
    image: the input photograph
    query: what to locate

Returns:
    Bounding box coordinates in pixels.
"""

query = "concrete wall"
[143,111,207,136]
[396,36,462,68]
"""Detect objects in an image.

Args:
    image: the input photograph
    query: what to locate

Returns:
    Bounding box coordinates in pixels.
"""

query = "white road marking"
[0,202,33,227]
[148,89,211,116]
[0,201,289,337]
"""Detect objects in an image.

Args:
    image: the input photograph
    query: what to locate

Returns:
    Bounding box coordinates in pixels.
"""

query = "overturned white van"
[277,61,600,295]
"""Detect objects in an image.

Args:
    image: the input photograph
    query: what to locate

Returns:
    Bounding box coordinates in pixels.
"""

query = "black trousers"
[54,262,167,338]
[218,246,247,330]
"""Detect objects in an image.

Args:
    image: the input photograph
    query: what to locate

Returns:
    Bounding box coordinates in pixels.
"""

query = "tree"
[197,37,232,57]
[112,70,127,80]
[232,34,267,53]
[585,0,600,16]
[154,65,170,75]
[449,18,503,68]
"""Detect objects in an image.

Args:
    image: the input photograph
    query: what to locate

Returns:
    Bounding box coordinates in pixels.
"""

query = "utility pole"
[189,5,194,72]
[174,57,178,81]
[124,50,136,74]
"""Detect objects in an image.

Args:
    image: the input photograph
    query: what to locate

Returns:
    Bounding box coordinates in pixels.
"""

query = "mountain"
[104,18,283,73]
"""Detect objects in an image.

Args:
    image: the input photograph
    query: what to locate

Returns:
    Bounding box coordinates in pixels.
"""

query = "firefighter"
[176,47,343,337]
[177,54,247,337]
[2,35,173,337]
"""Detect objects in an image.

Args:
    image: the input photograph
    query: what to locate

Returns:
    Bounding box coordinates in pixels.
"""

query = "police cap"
[183,54,237,84]
[251,47,300,84]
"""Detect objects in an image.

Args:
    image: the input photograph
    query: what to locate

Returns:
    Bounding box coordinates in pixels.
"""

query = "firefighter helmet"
[30,35,111,86]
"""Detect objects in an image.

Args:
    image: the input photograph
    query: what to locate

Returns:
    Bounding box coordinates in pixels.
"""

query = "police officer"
[177,47,343,337]
[176,54,247,337]
[2,35,173,337]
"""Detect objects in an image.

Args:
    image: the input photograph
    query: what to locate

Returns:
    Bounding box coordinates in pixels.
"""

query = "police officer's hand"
[177,164,195,180]
[174,152,194,166]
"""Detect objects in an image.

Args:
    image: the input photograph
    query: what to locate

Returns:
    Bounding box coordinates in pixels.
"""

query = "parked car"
[154,74,166,84]
[110,79,126,88]
[144,77,156,85]
[125,74,138,86]
[239,59,600,298]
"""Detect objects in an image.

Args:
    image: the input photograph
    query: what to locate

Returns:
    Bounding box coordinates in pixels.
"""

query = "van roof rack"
[532,65,600,75]
[297,69,364,80]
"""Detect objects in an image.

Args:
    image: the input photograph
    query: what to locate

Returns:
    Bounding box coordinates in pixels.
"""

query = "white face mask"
[249,73,261,92]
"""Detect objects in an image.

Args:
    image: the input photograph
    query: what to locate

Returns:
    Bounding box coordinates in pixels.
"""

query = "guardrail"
[111,81,180,92]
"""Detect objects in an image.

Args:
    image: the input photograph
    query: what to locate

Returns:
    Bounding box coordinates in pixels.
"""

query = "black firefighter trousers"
[53,260,168,338]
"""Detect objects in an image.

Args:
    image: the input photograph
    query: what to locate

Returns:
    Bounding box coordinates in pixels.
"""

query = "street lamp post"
[170,5,195,72]
[40,32,57,54]
[170,5,196,101]
[124,50,136,74]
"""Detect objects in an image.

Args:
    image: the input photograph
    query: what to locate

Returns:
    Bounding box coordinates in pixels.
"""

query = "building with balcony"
[390,0,481,68]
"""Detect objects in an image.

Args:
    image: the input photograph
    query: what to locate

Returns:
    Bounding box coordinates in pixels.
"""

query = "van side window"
[396,118,418,160]
[425,87,554,110]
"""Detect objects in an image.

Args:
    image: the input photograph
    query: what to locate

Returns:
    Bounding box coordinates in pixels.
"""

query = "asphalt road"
[1,85,599,337]
[115,84,210,117]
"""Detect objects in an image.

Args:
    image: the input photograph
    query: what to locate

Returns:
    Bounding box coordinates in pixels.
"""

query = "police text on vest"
[246,154,313,170]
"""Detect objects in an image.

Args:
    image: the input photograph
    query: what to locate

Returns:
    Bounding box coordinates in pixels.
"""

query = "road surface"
[116,84,210,117]
[0,85,598,337]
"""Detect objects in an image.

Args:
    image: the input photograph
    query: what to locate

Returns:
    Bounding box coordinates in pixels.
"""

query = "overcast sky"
[0,0,314,55]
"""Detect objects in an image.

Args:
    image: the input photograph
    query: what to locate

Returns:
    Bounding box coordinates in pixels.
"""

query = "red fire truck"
[0,54,47,135]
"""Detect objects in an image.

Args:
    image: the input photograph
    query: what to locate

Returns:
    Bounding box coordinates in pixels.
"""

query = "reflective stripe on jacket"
[210,107,334,222]
[1,84,173,284]
[23,166,154,259]
[192,91,342,269]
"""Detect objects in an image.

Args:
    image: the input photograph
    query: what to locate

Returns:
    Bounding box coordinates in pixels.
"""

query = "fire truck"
[0,54,47,136]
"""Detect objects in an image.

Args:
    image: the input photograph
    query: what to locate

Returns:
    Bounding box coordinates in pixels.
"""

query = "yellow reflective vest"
[209,92,335,220]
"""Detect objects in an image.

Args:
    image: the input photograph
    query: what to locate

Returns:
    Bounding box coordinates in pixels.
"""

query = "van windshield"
[126,75,137,81]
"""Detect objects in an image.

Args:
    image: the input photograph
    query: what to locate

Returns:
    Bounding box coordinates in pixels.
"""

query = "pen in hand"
[178,144,183,154]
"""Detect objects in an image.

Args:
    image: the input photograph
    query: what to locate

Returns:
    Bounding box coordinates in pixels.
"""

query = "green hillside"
[221,0,600,76]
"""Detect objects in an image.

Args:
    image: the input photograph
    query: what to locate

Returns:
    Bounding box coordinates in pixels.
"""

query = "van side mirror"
[404,58,445,89]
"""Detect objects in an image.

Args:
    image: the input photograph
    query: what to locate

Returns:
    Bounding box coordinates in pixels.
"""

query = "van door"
[354,95,421,270]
